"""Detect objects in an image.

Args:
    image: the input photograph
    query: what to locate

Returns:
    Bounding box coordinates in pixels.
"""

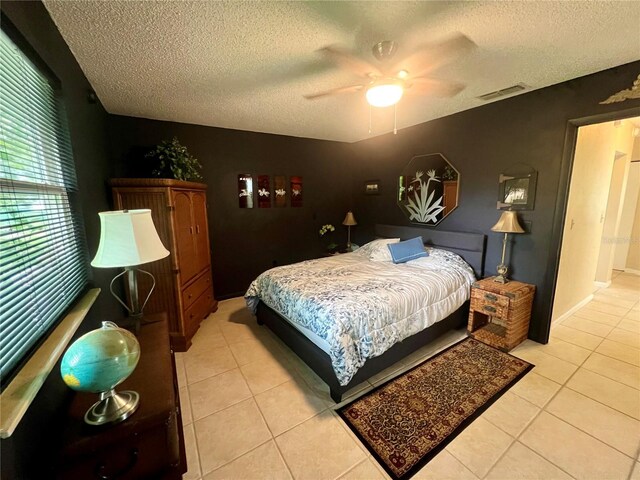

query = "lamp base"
[494,263,510,284]
[84,389,140,426]
[116,314,142,334]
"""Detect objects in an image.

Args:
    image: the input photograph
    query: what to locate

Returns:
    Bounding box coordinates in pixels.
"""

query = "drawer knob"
[484,293,498,302]
[483,305,497,313]
[95,448,139,480]
[188,294,192,299]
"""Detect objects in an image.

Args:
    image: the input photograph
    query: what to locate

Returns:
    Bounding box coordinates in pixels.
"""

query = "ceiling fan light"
[366,83,404,107]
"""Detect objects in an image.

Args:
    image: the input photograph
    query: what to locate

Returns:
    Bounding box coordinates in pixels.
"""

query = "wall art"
[290,176,303,207]
[497,164,537,211]
[397,153,459,226]
[238,173,253,208]
[364,180,380,195]
[257,175,271,208]
[274,175,287,207]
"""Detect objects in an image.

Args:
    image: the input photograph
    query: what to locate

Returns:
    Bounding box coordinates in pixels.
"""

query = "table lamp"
[491,210,524,284]
[91,209,170,322]
[342,211,357,251]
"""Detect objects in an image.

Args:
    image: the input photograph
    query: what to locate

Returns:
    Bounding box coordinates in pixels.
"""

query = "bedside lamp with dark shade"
[343,211,357,251]
[491,210,524,284]
[91,209,170,321]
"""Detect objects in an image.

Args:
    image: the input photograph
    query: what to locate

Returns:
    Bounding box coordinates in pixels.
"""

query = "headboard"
[374,224,487,278]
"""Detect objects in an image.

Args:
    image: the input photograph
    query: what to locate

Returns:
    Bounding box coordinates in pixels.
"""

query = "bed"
[245,224,486,402]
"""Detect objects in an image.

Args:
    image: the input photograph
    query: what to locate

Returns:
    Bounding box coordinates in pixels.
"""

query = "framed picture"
[290,176,303,207]
[257,175,271,208]
[497,166,537,211]
[238,173,253,208]
[274,175,287,207]
[364,180,380,195]
[503,177,529,204]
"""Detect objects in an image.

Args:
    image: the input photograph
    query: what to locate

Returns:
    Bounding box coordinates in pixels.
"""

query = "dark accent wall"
[2,3,639,477]
[108,117,352,298]
[349,61,640,343]
[0,2,120,478]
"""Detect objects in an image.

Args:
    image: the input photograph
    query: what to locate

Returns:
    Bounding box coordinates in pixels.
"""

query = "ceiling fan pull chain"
[369,104,372,135]
[393,104,398,135]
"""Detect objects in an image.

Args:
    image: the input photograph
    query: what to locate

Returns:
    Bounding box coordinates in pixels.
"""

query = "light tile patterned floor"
[175,272,640,480]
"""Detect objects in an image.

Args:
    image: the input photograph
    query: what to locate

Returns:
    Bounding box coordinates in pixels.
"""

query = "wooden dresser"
[110,178,218,351]
[55,314,186,479]
[467,277,535,351]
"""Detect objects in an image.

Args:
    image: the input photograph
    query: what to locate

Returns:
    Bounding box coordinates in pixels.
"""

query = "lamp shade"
[491,211,525,234]
[342,211,357,226]
[91,210,170,268]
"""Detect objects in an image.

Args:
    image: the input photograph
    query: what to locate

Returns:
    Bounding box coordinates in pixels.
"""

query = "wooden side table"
[54,313,186,479]
[467,277,535,351]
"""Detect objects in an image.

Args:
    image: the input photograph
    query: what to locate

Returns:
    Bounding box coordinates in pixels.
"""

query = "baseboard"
[216,291,246,300]
[624,268,640,276]
[594,280,611,289]
[551,294,594,327]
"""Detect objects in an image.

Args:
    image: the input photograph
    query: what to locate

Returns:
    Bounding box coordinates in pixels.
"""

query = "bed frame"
[256,224,487,402]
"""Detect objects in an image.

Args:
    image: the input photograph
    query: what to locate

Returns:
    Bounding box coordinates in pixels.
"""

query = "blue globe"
[61,322,140,394]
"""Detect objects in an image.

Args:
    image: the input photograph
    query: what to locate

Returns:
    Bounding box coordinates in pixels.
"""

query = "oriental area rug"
[338,338,533,479]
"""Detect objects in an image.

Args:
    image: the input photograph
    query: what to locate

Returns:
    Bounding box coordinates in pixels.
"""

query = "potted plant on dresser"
[109,137,216,351]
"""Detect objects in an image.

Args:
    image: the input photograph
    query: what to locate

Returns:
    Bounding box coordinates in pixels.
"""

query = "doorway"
[552,117,639,323]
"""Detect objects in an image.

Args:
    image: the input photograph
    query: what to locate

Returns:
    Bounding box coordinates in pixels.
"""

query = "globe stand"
[84,388,140,426]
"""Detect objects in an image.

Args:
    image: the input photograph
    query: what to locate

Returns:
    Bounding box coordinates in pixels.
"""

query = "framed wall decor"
[274,175,287,207]
[497,165,537,211]
[257,175,271,208]
[238,173,253,208]
[397,153,460,226]
[290,176,303,207]
[364,180,380,195]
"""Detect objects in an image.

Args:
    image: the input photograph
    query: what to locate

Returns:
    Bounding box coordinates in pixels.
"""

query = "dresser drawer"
[471,289,509,319]
[185,289,213,335]
[182,269,212,310]
[58,415,179,480]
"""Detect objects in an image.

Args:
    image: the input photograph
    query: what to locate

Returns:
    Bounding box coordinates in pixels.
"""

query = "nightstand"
[467,277,535,351]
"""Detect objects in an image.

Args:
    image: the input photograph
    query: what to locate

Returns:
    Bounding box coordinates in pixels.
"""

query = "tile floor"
[175,272,640,480]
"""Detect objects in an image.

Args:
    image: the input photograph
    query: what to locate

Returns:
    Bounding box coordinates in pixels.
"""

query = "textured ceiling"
[44,1,640,143]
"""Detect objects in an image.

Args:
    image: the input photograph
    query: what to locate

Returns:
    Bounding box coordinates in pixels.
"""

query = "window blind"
[0,29,88,385]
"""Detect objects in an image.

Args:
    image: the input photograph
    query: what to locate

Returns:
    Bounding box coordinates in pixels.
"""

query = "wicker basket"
[467,277,535,351]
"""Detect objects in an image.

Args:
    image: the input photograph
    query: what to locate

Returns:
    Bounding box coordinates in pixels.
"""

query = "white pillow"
[355,238,400,262]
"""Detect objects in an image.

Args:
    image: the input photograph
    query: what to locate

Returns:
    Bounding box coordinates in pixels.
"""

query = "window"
[0,29,88,386]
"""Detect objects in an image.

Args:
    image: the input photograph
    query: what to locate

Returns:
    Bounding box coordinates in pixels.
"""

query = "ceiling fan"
[304,33,477,108]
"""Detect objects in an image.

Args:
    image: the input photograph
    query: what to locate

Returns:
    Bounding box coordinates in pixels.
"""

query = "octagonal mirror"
[397,153,459,226]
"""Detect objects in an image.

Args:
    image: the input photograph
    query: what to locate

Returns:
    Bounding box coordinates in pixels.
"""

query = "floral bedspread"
[245,249,476,386]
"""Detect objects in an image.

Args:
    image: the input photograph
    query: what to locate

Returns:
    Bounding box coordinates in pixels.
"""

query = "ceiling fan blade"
[406,77,466,97]
[391,33,477,78]
[303,84,365,100]
[319,45,382,78]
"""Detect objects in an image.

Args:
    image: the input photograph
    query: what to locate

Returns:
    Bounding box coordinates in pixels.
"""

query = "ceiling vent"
[477,83,528,101]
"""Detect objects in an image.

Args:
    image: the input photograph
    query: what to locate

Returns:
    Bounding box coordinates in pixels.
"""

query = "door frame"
[542,106,640,343]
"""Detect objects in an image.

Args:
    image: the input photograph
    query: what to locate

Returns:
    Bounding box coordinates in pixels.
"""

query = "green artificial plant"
[146,137,202,181]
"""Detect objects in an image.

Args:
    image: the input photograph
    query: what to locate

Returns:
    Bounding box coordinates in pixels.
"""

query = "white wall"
[626,182,640,272]
[595,145,630,283]
[613,159,640,270]
[553,120,635,321]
